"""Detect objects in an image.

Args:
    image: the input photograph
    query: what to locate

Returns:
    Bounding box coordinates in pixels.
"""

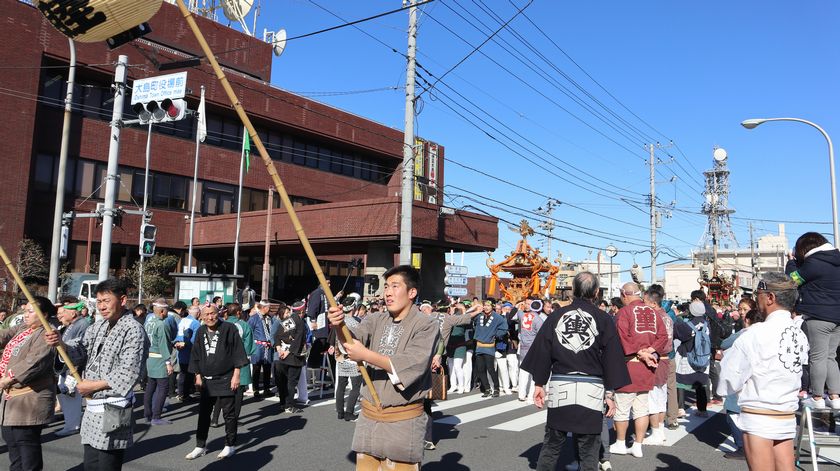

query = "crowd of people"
[0,231,838,470]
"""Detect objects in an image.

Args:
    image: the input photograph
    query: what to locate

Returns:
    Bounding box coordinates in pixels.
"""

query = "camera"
[341,292,361,313]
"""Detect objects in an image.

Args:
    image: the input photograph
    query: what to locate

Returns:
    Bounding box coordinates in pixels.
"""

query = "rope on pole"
[174,0,381,408]
[0,244,83,385]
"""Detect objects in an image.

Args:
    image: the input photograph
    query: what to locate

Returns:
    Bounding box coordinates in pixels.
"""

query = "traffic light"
[140,223,157,258]
[133,99,187,125]
[159,98,187,122]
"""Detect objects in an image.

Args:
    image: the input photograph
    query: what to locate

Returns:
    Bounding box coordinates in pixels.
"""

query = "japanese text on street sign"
[444,265,468,276]
[444,275,468,286]
[131,72,188,105]
[444,287,468,297]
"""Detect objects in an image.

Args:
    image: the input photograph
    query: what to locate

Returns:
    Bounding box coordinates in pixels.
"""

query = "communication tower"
[701,147,737,275]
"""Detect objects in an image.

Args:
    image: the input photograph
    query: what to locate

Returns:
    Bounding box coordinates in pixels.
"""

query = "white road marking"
[432,393,491,412]
[659,404,723,446]
[435,399,530,426]
[490,409,546,432]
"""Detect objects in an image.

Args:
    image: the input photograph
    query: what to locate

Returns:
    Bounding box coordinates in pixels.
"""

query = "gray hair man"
[718,272,808,470]
[521,272,630,471]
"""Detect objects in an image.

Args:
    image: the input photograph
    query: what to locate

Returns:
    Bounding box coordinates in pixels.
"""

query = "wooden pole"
[174,0,380,407]
[0,244,83,384]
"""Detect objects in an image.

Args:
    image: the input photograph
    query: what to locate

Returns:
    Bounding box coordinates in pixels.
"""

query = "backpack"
[686,320,711,372]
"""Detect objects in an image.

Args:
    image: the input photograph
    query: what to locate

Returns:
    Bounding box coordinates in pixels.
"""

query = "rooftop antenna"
[251,0,261,37]
[221,0,254,35]
[262,28,287,57]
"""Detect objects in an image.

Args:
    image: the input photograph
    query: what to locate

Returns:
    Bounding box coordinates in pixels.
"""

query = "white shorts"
[737,411,796,440]
[614,392,649,422]
[648,384,667,414]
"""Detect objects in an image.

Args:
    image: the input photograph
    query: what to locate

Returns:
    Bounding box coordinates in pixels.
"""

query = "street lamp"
[605,245,618,298]
[741,117,838,247]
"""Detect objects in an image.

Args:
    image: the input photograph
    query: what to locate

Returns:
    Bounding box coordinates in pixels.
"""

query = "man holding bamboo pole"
[45,278,147,471]
[327,265,439,471]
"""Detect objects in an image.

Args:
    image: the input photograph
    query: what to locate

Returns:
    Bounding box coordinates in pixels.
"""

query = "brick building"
[0,0,497,301]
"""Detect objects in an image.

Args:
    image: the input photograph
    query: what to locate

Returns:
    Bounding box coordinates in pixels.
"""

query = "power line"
[415,76,647,203]
[441,0,649,149]
[417,0,533,99]
[307,0,637,171]
[465,0,657,146]
[516,3,671,143]
[446,185,653,246]
[421,10,648,161]
[198,0,436,59]
[284,86,401,97]
[306,0,408,59]
[415,68,645,199]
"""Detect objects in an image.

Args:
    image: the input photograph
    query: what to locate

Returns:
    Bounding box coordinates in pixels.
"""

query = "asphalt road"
[0,387,832,470]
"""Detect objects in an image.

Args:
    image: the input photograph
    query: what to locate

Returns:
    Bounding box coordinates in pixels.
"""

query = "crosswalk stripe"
[431,393,490,412]
[660,404,723,446]
[490,409,546,432]
[435,398,531,426]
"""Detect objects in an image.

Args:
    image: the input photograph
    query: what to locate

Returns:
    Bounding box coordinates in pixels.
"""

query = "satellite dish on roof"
[221,0,254,35]
[272,29,287,57]
[222,0,254,21]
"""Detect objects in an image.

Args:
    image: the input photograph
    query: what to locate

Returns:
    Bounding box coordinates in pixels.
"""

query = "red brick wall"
[1,0,497,267]
[0,3,43,262]
[189,198,498,251]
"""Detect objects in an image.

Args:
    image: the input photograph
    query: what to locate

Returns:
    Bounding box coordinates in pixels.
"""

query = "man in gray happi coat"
[47,278,147,470]
[328,265,439,470]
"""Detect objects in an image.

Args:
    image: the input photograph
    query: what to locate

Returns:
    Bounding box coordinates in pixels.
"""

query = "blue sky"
[218,0,840,282]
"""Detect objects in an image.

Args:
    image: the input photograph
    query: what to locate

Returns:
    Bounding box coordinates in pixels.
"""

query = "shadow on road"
[655,453,702,470]
[203,444,277,469]
[422,452,470,470]
[236,414,308,453]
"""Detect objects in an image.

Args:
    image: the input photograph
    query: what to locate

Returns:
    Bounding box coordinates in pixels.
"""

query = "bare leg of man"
[772,438,794,471]
[614,420,628,442]
[743,433,774,470]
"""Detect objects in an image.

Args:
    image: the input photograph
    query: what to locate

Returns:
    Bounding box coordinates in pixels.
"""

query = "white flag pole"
[233,125,246,275]
[187,85,206,273]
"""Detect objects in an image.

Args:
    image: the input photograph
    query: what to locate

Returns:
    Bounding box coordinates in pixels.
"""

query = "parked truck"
[60,273,98,314]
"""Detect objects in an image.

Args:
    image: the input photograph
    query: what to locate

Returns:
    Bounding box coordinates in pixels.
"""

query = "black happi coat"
[521,298,630,434]
[190,321,248,396]
[273,314,306,367]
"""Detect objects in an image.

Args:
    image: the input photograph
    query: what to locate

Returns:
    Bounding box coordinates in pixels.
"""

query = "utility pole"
[398,0,418,266]
[48,38,76,301]
[261,186,273,299]
[537,199,558,259]
[98,55,128,282]
[649,143,657,285]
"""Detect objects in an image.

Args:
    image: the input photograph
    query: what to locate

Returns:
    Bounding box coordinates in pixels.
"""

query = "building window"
[206,115,223,146]
[118,169,133,202]
[202,182,235,215]
[169,176,186,210]
[152,174,170,207]
[292,140,306,165]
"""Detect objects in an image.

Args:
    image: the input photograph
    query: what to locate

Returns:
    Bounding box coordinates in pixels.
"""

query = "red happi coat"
[615,299,671,393]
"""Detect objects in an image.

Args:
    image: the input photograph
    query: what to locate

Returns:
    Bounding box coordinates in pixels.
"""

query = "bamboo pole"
[0,244,83,384]
[173,0,381,407]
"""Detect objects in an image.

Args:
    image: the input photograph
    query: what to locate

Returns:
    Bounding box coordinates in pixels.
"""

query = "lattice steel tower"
[701,147,737,275]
